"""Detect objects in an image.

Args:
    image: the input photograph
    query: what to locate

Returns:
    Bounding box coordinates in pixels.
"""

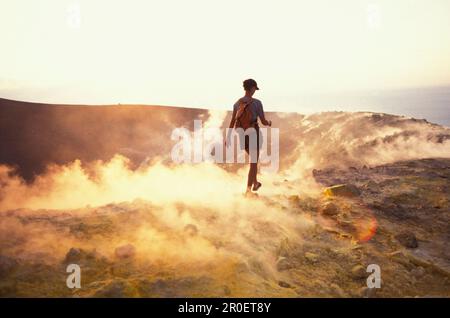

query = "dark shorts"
[243,125,261,162]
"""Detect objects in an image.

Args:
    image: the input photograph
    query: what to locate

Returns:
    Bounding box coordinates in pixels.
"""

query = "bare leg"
[244,127,260,192]
[248,162,257,188]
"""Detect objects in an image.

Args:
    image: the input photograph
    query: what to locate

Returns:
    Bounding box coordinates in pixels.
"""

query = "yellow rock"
[324,184,361,198]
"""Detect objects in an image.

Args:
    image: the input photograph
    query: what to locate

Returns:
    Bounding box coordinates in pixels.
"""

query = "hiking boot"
[252,182,262,191]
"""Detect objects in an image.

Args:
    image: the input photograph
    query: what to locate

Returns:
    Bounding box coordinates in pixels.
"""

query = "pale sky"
[1,0,450,112]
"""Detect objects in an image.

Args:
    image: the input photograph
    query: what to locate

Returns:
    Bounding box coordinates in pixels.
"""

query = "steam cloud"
[0,109,449,285]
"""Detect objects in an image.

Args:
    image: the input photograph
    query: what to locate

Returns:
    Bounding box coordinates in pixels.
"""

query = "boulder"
[320,201,339,216]
[115,244,136,259]
[278,280,292,288]
[351,265,367,279]
[304,252,319,263]
[395,232,418,248]
[277,238,294,257]
[64,248,82,264]
[324,184,361,198]
[64,247,101,263]
[276,257,294,271]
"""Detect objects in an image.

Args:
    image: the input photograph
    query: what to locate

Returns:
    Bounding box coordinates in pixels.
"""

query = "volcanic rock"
[115,244,136,259]
[324,184,361,198]
[64,248,82,264]
[304,252,319,263]
[395,232,419,248]
[276,257,294,271]
[351,265,367,279]
[320,201,339,216]
[64,247,101,265]
[278,281,292,288]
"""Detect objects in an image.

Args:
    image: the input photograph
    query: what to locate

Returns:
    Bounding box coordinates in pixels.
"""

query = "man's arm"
[229,104,237,129]
[258,102,272,126]
[225,103,238,146]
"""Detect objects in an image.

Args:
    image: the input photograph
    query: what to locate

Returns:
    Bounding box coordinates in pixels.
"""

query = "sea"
[298,86,450,127]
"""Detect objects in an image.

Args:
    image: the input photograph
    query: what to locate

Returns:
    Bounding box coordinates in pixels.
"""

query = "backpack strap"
[236,97,253,118]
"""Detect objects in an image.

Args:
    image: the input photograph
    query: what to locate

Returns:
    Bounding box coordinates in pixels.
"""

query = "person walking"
[226,79,272,195]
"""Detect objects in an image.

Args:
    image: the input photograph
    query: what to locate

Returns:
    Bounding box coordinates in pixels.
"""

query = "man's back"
[233,96,264,124]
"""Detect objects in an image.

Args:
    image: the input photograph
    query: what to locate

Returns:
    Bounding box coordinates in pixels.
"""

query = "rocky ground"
[0,158,449,297]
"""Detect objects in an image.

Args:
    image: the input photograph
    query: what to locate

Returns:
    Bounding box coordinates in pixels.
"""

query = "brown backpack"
[235,98,254,130]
